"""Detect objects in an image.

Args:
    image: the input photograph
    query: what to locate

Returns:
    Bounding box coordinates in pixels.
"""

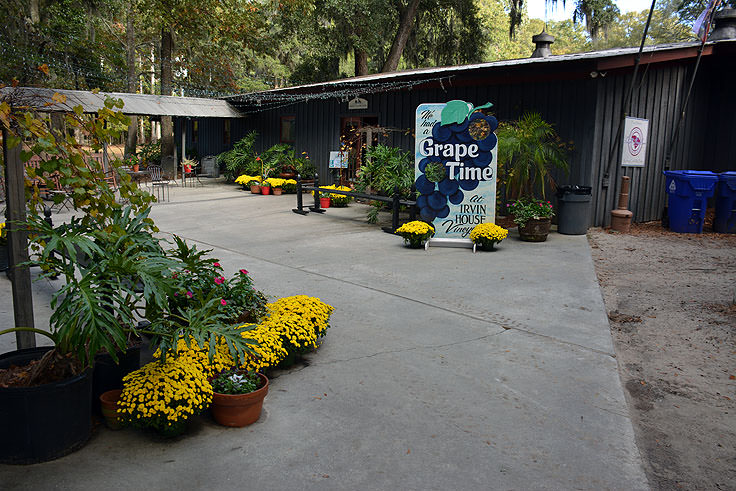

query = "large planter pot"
[272,187,283,196]
[0,347,92,464]
[250,184,261,194]
[517,218,551,242]
[261,186,272,195]
[0,244,8,271]
[210,373,269,427]
[92,345,140,415]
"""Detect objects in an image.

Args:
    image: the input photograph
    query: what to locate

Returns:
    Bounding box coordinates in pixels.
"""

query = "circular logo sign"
[627,127,644,156]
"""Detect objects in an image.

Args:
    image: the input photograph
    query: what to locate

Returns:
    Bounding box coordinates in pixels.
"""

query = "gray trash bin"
[556,185,592,235]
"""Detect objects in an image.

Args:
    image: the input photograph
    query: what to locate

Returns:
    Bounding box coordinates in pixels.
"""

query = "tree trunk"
[124,1,138,158]
[160,27,175,175]
[29,0,40,24]
[355,49,369,76]
[382,0,421,72]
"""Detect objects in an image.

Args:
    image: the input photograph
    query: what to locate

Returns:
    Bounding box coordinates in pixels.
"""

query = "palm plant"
[218,131,259,182]
[496,112,569,200]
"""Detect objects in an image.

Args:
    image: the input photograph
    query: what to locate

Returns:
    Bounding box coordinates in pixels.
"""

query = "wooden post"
[2,129,36,349]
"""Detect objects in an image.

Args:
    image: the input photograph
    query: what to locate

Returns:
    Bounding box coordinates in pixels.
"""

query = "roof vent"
[531,28,555,58]
[710,8,736,41]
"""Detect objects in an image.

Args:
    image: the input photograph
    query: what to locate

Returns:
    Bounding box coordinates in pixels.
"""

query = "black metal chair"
[148,165,170,202]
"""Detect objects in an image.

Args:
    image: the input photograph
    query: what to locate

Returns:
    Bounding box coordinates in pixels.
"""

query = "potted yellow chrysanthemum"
[395,221,435,249]
[470,223,509,251]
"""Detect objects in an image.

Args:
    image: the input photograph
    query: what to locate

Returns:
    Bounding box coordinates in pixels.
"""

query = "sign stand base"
[426,238,473,251]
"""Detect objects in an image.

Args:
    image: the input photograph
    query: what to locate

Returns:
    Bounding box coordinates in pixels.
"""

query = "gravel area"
[588,222,736,490]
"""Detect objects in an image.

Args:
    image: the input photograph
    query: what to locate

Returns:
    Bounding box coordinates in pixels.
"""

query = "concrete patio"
[0,179,648,490]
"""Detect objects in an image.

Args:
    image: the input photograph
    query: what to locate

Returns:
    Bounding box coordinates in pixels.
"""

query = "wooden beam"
[2,128,36,349]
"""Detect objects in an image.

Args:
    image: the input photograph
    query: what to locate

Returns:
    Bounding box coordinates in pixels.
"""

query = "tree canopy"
[0,0,708,94]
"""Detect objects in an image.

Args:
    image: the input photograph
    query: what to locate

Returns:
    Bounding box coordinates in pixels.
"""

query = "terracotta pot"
[132,163,140,172]
[99,389,123,430]
[320,197,331,208]
[261,186,271,195]
[272,187,283,196]
[517,218,551,242]
[211,374,269,427]
[250,185,261,194]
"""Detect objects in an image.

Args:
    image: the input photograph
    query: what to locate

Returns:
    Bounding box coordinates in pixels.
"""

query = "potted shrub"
[210,368,269,427]
[496,112,569,241]
[507,197,555,241]
[249,178,262,193]
[0,98,161,463]
[319,191,331,208]
[395,221,435,248]
[0,221,7,272]
[496,112,569,200]
[218,131,259,183]
[282,179,298,194]
[265,177,285,195]
[469,223,509,250]
[260,180,272,195]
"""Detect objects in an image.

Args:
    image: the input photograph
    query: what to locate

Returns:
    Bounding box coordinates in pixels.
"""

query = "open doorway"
[340,116,378,182]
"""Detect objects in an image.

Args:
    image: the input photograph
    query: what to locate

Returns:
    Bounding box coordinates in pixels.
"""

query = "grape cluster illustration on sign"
[415,100,498,240]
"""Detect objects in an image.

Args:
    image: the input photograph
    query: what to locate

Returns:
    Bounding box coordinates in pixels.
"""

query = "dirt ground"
[588,221,736,490]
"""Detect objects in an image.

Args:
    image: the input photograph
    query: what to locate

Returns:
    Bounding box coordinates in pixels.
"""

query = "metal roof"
[1,87,243,118]
[228,40,734,101]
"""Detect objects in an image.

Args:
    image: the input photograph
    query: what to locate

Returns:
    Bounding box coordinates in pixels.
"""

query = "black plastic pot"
[0,347,92,464]
[92,344,141,414]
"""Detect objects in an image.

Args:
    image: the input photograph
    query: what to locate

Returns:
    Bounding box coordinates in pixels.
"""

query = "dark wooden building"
[187,39,736,226]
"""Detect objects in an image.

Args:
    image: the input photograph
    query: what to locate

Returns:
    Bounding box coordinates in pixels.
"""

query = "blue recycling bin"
[714,171,736,234]
[663,170,718,233]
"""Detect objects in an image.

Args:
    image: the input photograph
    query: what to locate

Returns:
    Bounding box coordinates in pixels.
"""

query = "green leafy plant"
[496,112,569,200]
[357,144,414,223]
[507,197,554,227]
[138,141,161,168]
[211,368,261,394]
[218,131,259,182]
[294,153,316,179]
[8,206,173,372]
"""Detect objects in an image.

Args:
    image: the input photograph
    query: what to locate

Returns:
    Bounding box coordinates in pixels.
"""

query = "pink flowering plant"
[164,236,267,325]
[507,196,554,227]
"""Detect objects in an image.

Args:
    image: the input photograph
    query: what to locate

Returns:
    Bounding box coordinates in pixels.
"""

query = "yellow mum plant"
[231,295,334,372]
[0,221,6,246]
[235,174,261,186]
[118,355,213,437]
[395,221,434,248]
[470,223,508,250]
[264,177,286,188]
[236,323,290,372]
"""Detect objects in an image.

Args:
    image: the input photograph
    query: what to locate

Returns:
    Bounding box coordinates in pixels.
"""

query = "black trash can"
[556,185,592,235]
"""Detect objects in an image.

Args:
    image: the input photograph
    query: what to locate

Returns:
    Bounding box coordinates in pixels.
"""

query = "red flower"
[214,276,225,285]
[220,299,227,306]
[213,262,221,267]
[239,269,249,275]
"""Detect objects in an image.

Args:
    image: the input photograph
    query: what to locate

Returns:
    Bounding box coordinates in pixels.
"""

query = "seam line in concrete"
[165,232,616,359]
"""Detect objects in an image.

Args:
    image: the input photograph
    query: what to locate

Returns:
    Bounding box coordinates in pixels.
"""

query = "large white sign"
[621,117,649,167]
[415,100,497,241]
